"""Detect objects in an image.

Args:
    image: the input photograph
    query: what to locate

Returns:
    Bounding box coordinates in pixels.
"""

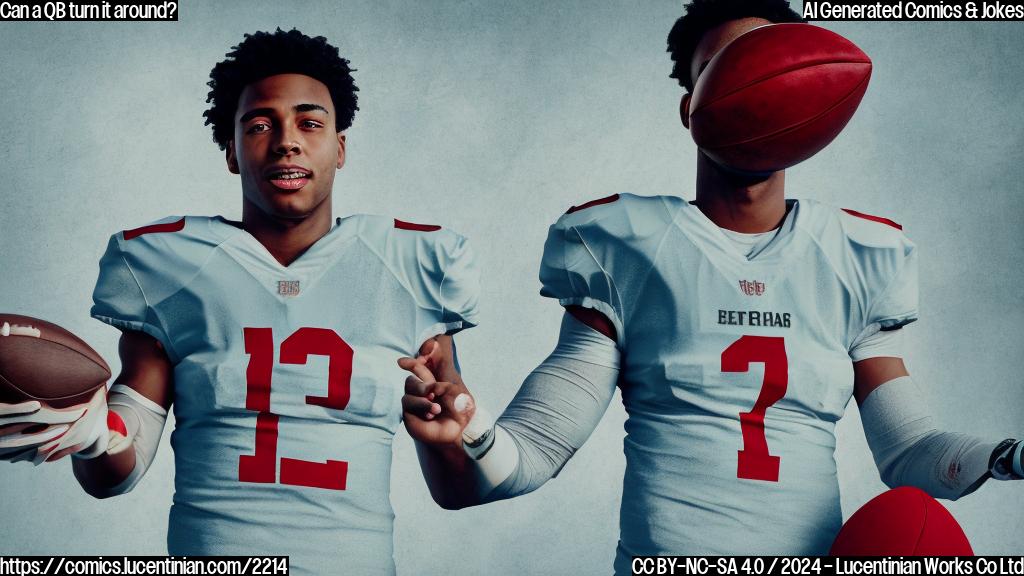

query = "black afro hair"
[204,28,359,151]
[667,0,804,92]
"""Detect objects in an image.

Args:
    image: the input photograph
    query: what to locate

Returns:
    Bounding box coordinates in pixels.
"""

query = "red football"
[0,314,110,409]
[830,487,974,556]
[688,23,872,174]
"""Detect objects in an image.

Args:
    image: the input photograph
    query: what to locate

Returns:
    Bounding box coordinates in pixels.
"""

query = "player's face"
[689,17,773,89]
[684,17,779,185]
[227,73,345,220]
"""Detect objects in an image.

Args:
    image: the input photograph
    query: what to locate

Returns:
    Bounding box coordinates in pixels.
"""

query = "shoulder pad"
[93,215,228,354]
[541,194,684,345]
[554,193,683,239]
[115,216,230,305]
[122,216,187,241]
[826,204,917,331]
[841,208,902,230]
[352,213,461,251]
[566,194,621,215]
[839,207,907,249]
[393,218,442,232]
[354,214,480,338]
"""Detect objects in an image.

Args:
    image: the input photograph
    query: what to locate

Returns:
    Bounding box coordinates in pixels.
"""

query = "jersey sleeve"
[540,220,624,344]
[538,194,677,348]
[90,233,173,351]
[866,240,918,330]
[839,209,919,358]
[409,229,481,343]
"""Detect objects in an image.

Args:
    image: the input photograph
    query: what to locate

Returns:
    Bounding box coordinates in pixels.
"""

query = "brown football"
[0,314,110,408]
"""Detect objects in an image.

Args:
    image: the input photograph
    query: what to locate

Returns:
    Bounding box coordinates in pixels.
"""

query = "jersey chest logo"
[738,279,766,296]
[277,280,301,296]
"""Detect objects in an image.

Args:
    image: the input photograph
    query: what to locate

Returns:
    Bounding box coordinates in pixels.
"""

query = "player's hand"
[416,334,464,388]
[399,339,476,448]
[0,399,77,463]
[0,387,126,464]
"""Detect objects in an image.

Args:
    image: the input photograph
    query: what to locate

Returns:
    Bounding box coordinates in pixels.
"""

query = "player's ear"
[337,133,346,170]
[680,94,691,130]
[226,140,239,175]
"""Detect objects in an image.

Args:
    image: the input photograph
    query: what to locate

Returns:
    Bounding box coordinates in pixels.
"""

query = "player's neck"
[694,153,787,233]
[241,199,334,267]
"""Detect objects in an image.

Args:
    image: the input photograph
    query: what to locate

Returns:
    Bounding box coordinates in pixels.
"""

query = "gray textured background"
[1,1,1022,572]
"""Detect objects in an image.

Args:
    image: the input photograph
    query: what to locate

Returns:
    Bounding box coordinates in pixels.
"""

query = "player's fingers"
[411,360,436,384]
[420,340,441,364]
[405,374,430,396]
[417,338,439,358]
[0,405,87,426]
[402,395,441,419]
[33,431,83,465]
[32,442,57,465]
[0,401,42,417]
[398,356,438,383]
[401,357,437,385]
[32,435,64,464]
[426,385,471,417]
[0,422,48,437]
[43,443,84,463]
[0,424,69,449]
[0,444,40,463]
[427,380,458,399]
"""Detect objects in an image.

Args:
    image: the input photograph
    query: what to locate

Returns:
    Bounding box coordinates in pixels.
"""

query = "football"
[0,314,110,409]
[688,23,872,174]
[829,487,973,555]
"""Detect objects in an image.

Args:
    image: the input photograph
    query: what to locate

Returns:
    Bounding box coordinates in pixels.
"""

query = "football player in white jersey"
[0,29,478,574]
[399,0,1022,569]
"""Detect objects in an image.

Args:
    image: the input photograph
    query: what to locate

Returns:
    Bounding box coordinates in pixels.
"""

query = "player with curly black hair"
[203,28,359,151]
[666,0,804,92]
[400,0,1023,568]
[0,28,479,575]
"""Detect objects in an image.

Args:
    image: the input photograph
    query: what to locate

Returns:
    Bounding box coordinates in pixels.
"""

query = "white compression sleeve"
[860,376,1005,500]
[466,312,620,502]
[94,384,168,496]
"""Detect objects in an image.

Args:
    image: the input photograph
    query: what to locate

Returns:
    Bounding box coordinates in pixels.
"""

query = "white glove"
[0,387,119,465]
[0,399,78,462]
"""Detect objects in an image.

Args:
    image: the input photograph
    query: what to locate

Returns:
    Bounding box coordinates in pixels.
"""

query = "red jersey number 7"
[721,335,788,482]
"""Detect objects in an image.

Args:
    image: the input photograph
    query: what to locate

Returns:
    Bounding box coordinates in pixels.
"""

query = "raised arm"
[402,308,620,509]
[400,334,480,508]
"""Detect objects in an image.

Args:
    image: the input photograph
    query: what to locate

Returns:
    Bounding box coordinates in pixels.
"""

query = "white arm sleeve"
[467,312,620,502]
[87,384,168,497]
[860,376,1005,500]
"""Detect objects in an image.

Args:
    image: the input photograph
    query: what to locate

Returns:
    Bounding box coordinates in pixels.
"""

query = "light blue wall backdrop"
[1,1,1022,573]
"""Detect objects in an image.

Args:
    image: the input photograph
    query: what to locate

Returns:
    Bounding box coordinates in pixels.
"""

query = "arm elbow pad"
[96,384,168,497]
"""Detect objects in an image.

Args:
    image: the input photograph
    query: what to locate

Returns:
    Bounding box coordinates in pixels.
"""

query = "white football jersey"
[539,193,917,569]
[92,214,479,576]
